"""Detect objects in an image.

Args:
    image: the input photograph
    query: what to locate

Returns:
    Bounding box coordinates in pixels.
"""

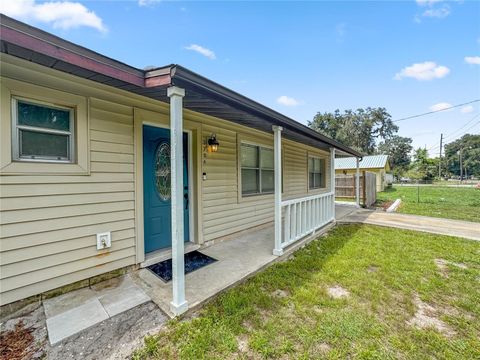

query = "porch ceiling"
[0,14,362,157]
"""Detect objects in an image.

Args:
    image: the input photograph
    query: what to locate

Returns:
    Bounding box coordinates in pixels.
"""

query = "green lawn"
[133,225,480,359]
[376,186,480,222]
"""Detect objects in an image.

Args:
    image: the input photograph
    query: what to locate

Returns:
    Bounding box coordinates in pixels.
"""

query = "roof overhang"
[0,14,362,157]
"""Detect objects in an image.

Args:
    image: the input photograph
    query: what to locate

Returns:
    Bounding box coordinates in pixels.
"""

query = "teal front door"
[143,125,189,253]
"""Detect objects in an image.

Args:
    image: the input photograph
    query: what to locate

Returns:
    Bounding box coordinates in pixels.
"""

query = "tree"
[407,148,438,181]
[444,134,480,178]
[376,135,413,177]
[308,107,398,154]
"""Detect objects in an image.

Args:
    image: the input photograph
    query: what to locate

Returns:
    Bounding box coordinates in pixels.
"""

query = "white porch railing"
[280,192,335,249]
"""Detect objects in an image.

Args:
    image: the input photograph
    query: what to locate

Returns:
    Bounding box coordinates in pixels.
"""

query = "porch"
[132,219,336,318]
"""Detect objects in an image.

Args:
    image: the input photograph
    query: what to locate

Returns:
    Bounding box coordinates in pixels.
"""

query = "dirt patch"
[380,200,394,211]
[242,320,254,331]
[367,265,379,273]
[435,258,468,277]
[310,342,331,355]
[0,306,46,360]
[434,259,449,277]
[271,289,289,298]
[441,305,475,321]
[327,285,350,299]
[406,294,455,337]
[48,301,166,360]
[237,334,249,353]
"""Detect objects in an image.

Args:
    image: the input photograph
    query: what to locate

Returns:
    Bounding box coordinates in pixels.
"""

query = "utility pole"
[459,147,463,182]
[438,133,443,179]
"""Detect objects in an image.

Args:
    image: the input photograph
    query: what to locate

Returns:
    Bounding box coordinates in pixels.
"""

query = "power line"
[391,99,480,123]
[443,113,480,140]
[428,118,480,152]
[425,112,480,151]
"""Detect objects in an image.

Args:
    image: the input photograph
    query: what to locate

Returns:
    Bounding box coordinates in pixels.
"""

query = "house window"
[12,97,75,162]
[241,143,274,196]
[308,156,325,189]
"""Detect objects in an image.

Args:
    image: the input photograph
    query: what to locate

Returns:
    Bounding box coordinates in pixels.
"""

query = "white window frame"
[11,96,75,163]
[240,142,274,197]
[308,155,326,190]
[1,78,89,176]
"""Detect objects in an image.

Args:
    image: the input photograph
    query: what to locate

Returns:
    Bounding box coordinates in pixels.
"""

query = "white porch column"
[355,157,360,207]
[167,86,188,316]
[330,147,336,220]
[273,125,283,256]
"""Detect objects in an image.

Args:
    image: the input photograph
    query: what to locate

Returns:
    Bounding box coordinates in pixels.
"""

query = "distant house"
[335,155,390,192]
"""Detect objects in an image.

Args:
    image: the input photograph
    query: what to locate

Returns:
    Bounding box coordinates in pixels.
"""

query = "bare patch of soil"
[242,320,254,332]
[327,285,350,299]
[406,294,455,337]
[367,265,379,273]
[271,289,289,298]
[380,200,394,211]
[237,334,249,353]
[310,342,331,355]
[435,258,468,277]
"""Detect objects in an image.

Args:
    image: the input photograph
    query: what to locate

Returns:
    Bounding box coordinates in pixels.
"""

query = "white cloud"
[0,0,107,32]
[276,95,300,106]
[394,61,450,81]
[464,56,480,65]
[184,44,216,60]
[138,0,160,7]
[461,105,474,113]
[429,102,452,112]
[415,0,451,20]
[416,0,443,6]
[422,5,450,18]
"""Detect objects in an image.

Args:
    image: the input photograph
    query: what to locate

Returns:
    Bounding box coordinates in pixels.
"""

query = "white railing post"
[330,147,336,220]
[167,86,188,316]
[356,157,360,207]
[273,125,283,256]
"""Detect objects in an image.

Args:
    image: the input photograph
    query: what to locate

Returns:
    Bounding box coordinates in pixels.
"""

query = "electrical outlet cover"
[96,232,111,250]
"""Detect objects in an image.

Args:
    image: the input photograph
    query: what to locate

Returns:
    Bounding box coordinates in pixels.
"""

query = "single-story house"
[335,155,390,192]
[0,15,361,315]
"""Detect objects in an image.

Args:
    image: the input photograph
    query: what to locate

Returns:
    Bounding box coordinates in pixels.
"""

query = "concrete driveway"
[336,204,480,241]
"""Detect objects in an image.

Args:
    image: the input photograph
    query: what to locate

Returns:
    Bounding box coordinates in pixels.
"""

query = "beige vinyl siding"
[200,120,331,242]
[1,54,335,305]
[0,96,136,305]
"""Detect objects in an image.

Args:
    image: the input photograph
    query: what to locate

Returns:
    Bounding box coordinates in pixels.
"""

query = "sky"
[1,0,479,156]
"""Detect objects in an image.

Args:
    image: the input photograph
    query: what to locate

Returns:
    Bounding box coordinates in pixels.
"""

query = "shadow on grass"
[133,224,364,359]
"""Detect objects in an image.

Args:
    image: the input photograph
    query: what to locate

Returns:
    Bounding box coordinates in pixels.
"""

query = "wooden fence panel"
[364,172,377,207]
[335,172,376,207]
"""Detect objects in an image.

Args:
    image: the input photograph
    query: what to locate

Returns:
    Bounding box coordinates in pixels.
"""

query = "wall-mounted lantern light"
[207,133,219,153]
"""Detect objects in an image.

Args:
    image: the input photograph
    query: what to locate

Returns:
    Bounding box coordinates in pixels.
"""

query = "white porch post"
[355,157,360,207]
[167,86,188,316]
[330,147,336,220]
[273,125,283,256]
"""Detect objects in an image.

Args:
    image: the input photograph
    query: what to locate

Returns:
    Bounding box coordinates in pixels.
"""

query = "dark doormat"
[147,250,217,282]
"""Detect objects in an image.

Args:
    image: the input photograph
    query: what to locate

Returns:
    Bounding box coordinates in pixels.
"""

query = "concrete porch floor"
[131,221,335,318]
